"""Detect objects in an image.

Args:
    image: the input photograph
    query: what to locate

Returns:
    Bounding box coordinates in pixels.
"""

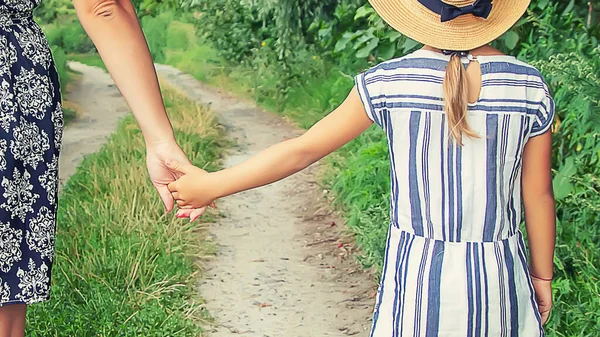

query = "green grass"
[69,53,107,71]
[26,85,225,336]
[62,106,76,124]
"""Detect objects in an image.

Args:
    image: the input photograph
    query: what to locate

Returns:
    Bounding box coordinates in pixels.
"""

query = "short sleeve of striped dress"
[355,69,386,129]
[530,79,556,137]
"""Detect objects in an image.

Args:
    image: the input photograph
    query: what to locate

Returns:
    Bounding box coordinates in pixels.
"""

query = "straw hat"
[368,0,531,51]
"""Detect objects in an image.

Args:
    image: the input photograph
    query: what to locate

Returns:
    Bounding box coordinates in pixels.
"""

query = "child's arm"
[521,129,556,323]
[167,87,373,209]
[522,130,556,279]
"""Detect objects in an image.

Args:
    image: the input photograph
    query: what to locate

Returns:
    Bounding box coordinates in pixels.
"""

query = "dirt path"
[59,61,130,184]
[156,64,375,337]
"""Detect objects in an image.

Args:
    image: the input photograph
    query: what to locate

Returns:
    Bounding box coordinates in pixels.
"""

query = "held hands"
[146,141,209,222]
[166,160,219,211]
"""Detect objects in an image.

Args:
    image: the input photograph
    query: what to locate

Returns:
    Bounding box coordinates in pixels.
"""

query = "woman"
[0,0,203,335]
[166,0,556,335]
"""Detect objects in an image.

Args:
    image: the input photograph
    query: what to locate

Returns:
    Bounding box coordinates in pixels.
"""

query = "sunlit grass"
[26,85,225,336]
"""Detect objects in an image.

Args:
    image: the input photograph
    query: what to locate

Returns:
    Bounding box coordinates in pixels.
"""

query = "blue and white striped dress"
[355,49,554,337]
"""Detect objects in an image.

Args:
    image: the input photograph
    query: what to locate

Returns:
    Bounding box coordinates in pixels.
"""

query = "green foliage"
[513,2,599,59]
[133,0,181,17]
[190,0,265,62]
[49,45,69,95]
[33,0,75,25]
[26,87,224,336]
[43,21,96,54]
[529,49,600,335]
[311,2,420,63]
[141,13,172,63]
[61,23,96,54]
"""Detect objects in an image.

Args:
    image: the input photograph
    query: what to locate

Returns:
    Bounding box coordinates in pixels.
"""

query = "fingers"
[175,208,194,218]
[540,309,550,325]
[176,199,193,208]
[175,207,207,222]
[155,184,175,213]
[165,159,194,175]
[189,208,206,222]
[538,303,551,325]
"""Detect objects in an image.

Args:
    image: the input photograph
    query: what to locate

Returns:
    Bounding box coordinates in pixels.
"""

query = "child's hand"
[532,277,552,324]
[166,160,218,210]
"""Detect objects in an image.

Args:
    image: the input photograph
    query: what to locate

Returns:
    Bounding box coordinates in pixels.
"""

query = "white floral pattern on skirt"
[0,0,62,306]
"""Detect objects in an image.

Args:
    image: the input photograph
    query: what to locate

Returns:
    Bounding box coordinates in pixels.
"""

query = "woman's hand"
[166,160,219,210]
[146,141,208,221]
[532,277,552,324]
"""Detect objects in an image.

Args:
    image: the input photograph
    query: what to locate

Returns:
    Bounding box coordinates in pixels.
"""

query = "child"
[167,0,556,335]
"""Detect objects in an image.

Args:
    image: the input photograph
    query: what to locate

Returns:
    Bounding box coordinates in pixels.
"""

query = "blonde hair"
[443,54,479,145]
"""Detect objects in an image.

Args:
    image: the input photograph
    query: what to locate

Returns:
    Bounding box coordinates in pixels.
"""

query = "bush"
[532,49,600,335]
[34,0,76,25]
[61,23,95,54]
[166,22,191,51]
[42,21,95,54]
[50,45,69,94]
[141,12,173,63]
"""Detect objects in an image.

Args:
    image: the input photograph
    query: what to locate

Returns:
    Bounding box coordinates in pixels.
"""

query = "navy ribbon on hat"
[418,0,493,22]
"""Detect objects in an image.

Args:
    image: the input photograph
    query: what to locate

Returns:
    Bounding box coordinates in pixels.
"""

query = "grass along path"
[26,62,225,336]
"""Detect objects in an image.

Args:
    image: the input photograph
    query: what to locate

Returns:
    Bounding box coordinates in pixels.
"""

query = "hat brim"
[368,0,531,51]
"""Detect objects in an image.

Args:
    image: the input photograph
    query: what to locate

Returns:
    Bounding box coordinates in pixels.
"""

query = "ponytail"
[443,54,479,145]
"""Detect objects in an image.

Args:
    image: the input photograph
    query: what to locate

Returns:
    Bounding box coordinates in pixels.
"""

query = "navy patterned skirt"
[0,0,63,306]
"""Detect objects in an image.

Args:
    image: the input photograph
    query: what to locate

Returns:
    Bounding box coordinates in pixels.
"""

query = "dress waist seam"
[391,222,522,244]
[0,12,34,26]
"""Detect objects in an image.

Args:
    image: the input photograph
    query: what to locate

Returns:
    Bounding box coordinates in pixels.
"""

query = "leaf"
[386,31,402,42]
[378,42,395,60]
[537,0,549,9]
[561,0,575,16]
[513,17,528,28]
[334,35,352,53]
[354,34,372,48]
[354,5,374,20]
[318,26,332,40]
[553,177,573,200]
[503,30,520,50]
[562,157,577,176]
[307,21,320,33]
[356,38,379,58]
[401,38,420,53]
[553,157,577,200]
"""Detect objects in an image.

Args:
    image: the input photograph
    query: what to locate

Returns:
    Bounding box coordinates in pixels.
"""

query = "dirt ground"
[156,64,376,337]
[58,61,130,185]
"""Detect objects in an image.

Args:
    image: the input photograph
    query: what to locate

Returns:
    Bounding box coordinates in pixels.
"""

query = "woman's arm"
[167,87,373,208]
[72,0,172,145]
[72,0,206,220]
